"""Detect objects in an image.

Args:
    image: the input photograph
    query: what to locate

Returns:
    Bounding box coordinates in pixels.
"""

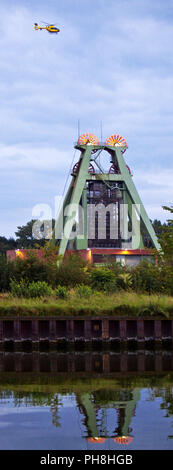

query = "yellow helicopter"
[34,23,60,34]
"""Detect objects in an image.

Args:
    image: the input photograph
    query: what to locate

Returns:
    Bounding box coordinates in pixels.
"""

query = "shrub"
[106,260,125,276]
[0,256,14,292]
[11,253,48,283]
[117,272,133,290]
[159,264,173,295]
[131,261,161,294]
[28,281,53,298]
[90,268,117,292]
[10,279,53,298]
[55,285,68,299]
[10,278,29,297]
[76,284,92,298]
[56,253,89,287]
[3,251,60,289]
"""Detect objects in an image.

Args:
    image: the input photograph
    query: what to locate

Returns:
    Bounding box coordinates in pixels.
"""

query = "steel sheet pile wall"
[0,317,172,344]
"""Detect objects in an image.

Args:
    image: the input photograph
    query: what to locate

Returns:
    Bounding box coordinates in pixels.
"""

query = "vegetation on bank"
[0,205,172,317]
[0,246,173,294]
[0,243,172,317]
[0,288,173,318]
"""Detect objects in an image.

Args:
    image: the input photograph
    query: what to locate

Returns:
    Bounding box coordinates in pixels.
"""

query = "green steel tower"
[53,132,160,265]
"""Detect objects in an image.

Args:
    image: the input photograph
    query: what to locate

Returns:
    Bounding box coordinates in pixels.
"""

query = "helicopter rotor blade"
[41,21,58,26]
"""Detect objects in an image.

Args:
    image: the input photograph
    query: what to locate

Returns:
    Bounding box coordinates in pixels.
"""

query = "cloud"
[0,143,73,171]
[0,0,172,236]
[133,168,173,221]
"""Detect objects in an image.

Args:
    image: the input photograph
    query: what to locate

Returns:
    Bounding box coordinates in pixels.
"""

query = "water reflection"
[0,351,172,449]
[0,350,172,373]
[77,388,138,441]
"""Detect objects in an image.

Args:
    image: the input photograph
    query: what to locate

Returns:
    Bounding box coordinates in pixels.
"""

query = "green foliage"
[158,264,173,295]
[0,255,8,291]
[41,242,60,287]
[0,252,59,292]
[10,278,53,298]
[106,260,124,276]
[0,236,17,253]
[137,304,168,318]
[76,284,92,298]
[15,219,39,248]
[42,241,59,263]
[15,219,56,249]
[117,272,133,290]
[10,278,28,297]
[131,261,162,294]
[152,219,167,237]
[0,256,15,292]
[1,232,173,299]
[56,253,88,287]
[157,206,173,265]
[90,267,117,292]
[11,252,48,283]
[0,251,88,292]
[27,281,53,298]
[55,285,68,299]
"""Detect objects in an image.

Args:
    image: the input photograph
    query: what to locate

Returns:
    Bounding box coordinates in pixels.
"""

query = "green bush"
[117,272,133,290]
[1,251,60,290]
[90,268,117,292]
[158,264,173,295]
[0,251,89,292]
[56,253,89,287]
[131,261,162,294]
[55,285,68,299]
[76,284,92,298]
[106,260,125,276]
[10,278,53,298]
[2,249,173,297]
[10,278,29,297]
[0,255,14,292]
[28,281,53,298]
[11,253,48,283]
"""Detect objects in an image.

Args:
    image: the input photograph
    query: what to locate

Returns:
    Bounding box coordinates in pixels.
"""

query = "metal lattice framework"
[53,132,160,256]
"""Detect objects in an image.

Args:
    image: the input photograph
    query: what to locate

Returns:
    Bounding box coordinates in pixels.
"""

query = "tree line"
[0,207,172,257]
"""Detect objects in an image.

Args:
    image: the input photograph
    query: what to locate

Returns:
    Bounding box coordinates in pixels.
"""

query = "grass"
[0,290,173,317]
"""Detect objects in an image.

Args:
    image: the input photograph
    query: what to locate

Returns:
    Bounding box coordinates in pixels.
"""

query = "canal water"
[0,348,172,450]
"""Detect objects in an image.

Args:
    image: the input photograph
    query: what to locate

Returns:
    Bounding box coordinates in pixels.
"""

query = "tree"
[0,236,17,253]
[157,206,173,265]
[15,219,55,249]
[141,219,167,247]
[15,220,37,248]
[152,219,167,236]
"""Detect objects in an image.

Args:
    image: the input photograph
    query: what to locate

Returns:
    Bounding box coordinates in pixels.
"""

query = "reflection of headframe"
[77,389,138,439]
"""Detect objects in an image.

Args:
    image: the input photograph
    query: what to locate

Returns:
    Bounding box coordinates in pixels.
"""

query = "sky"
[0,0,173,238]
